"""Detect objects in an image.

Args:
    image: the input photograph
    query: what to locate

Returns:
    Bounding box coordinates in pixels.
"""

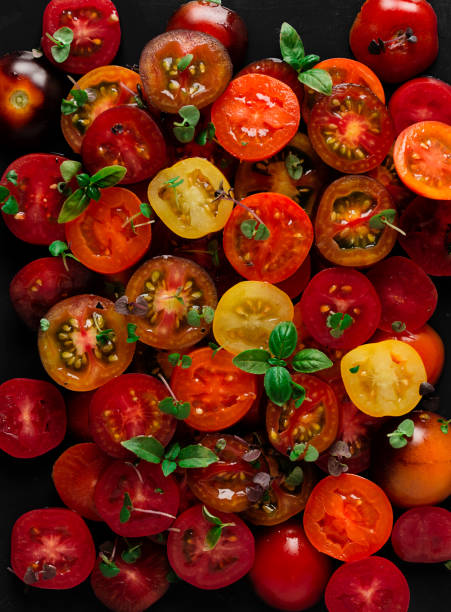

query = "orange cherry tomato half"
[170,346,258,431]
[303,473,393,562]
[315,175,397,267]
[38,294,135,392]
[211,73,300,162]
[223,192,313,283]
[65,187,151,274]
[393,120,451,200]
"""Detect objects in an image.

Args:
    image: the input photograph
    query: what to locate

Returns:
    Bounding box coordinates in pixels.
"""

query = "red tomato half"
[89,373,176,458]
[9,257,93,329]
[81,106,168,184]
[91,541,169,612]
[11,508,95,589]
[391,506,451,563]
[1,154,70,244]
[325,556,410,612]
[399,196,451,276]
[250,522,332,611]
[367,256,437,332]
[389,77,451,136]
[237,58,305,105]
[42,0,121,74]
[303,473,393,562]
[300,268,381,350]
[52,442,111,521]
[223,192,313,283]
[212,74,300,162]
[65,187,151,274]
[0,378,66,459]
[167,504,255,589]
[94,460,179,536]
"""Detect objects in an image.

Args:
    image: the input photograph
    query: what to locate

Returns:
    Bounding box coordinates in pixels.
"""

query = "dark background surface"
[0,0,450,610]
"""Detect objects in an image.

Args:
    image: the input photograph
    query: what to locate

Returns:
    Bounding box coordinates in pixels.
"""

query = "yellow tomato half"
[341,340,427,417]
[148,157,232,238]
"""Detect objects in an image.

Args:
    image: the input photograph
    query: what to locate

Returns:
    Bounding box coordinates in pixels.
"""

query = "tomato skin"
[367,256,438,332]
[91,541,170,612]
[303,473,393,562]
[66,187,152,275]
[391,506,451,563]
[52,442,111,521]
[325,556,410,612]
[349,0,438,83]
[211,74,300,162]
[166,1,248,65]
[366,148,414,213]
[42,0,121,74]
[89,373,176,458]
[372,325,444,385]
[223,192,313,283]
[1,154,71,245]
[0,50,66,148]
[389,77,451,136]
[250,522,332,611]
[167,504,255,589]
[237,58,305,105]
[372,410,451,508]
[11,508,96,589]
[9,257,93,330]
[394,121,451,200]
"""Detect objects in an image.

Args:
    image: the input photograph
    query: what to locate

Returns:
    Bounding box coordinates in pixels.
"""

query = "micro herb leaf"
[202,505,235,550]
[285,151,304,180]
[215,438,226,452]
[254,223,270,241]
[291,381,306,408]
[177,444,219,469]
[181,354,192,369]
[187,308,201,327]
[173,105,200,143]
[90,165,127,188]
[387,419,415,448]
[232,349,271,374]
[202,305,215,324]
[1,195,19,215]
[121,544,142,564]
[202,506,223,526]
[177,54,193,71]
[207,238,220,267]
[120,492,133,523]
[161,459,177,477]
[158,397,191,420]
[369,209,406,236]
[349,365,360,374]
[58,188,90,223]
[96,328,114,345]
[392,321,407,333]
[240,219,257,238]
[165,442,181,461]
[304,444,319,462]
[269,321,297,359]
[289,442,306,461]
[326,312,354,338]
[127,323,139,343]
[40,318,50,331]
[196,122,215,146]
[298,68,333,95]
[438,418,451,434]
[168,353,180,366]
[99,557,120,578]
[6,170,18,185]
[289,443,318,462]
[46,27,73,63]
[61,90,88,115]
[121,435,165,463]
[60,160,82,182]
[280,22,305,71]
[0,185,9,202]
[140,202,153,218]
[264,366,292,406]
[284,465,304,487]
[292,348,333,373]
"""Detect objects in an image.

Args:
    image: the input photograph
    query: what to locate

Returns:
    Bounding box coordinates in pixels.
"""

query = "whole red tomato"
[250,522,332,611]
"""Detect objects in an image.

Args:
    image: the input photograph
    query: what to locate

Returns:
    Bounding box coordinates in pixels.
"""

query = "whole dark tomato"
[41,0,121,74]
[349,0,439,83]
[250,522,332,611]
[91,541,170,612]
[372,410,451,507]
[366,147,414,213]
[0,50,65,148]
[166,1,248,65]
[391,506,451,563]
[9,257,93,329]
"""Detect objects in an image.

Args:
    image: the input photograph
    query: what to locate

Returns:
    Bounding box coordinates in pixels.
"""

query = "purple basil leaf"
[114,295,130,314]
[23,567,38,585]
[41,564,57,581]
[253,471,271,490]
[245,484,264,503]
[329,440,352,459]
[328,456,349,477]
[242,448,261,462]
[130,294,149,316]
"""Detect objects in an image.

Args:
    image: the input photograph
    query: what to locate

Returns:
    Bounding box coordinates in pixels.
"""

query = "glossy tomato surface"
[237,58,304,104]
[391,506,451,563]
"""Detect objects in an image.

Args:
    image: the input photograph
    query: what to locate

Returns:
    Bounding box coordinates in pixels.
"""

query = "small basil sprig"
[58,165,127,223]
[45,27,74,63]
[202,506,235,550]
[326,312,354,339]
[387,419,414,449]
[280,23,332,95]
[61,89,89,115]
[173,105,200,143]
[369,209,406,236]
[233,321,333,408]
[121,436,218,476]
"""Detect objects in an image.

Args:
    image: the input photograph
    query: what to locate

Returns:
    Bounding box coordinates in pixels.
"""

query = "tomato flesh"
[237,58,304,104]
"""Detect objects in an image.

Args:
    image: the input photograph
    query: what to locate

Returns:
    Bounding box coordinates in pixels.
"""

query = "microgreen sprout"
[438,418,451,434]
[202,506,235,550]
[99,541,120,579]
[61,89,89,115]
[168,353,192,369]
[285,151,304,180]
[177,54,193,72]
[369,209,406,236]
[392,321,407,333]
[213,182,270,241]
[289,442,319,462]
[0,180,19,215]
[196,122,216,146]
[45,27,73,63]
[387,419,415,448]
[187,305,215,327]
[126,323,140,343]
[157,373,191,419]
[119,491,177,524]
[48,240,80,271]
[173,105,201,143]
[326,312,354,338]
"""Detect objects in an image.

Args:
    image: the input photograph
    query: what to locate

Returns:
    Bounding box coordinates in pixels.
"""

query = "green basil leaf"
[292,348,333,373]
[51,43,71,64]
[240,219,257,238]
[269,321,298,359]
[398,419,415,437]
[58,189,90,223]
[49,240,68,257]
[158,397,177,416]
[86,184,101,201]
[173,125,195,143]
[291,382,306,409]
[299,53,320,71]
[76,173,90,188]
[60,160,82,183]
[178,105,200,126]
[202,505,223,526]
[304,445,319,462]
[6,170,18,185]
[121,435,165,463]
[289,442,306,461]
[298,69,333,95]
[99,560,120,578]
[205,525,222,550]
[161,459,177,477]
[0,185,10,201]
[187,308,201,327]
[284,466,304,487]
[369,209,397,230]
[175,402,191,420]
[140,202,152,218]
[177,54,194,71]
[254,223,270,241]
[264,366,292,406]
[178,444,219,468]
[90,165,127,187]
[389,435,408,449]
[71,88,88,106]
[280,22,305,71]
[61,98,78,115]
[53,26,74,44]
[121,545,142,564]
[165,442,181,461]
[232,349,271,374]
[120,493,132,523]
[1,195,19,215]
